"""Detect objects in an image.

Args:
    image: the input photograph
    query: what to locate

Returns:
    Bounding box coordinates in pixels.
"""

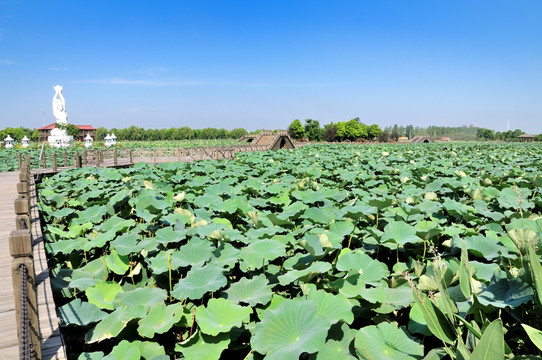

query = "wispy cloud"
[132,67,170,75]
[74,77,318,88]
[73,78,197,86]
[0,59,15,65]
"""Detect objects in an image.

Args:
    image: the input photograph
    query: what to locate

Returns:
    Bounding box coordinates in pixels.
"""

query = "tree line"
[288,119,542,142]
[1,122,541,144]
[94,126,248,141]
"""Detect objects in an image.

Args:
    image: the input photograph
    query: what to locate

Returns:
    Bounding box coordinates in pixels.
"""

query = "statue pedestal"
[48,128,73,148]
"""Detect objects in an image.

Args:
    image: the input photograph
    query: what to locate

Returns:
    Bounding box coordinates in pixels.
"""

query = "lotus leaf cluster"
[38,143,542,359]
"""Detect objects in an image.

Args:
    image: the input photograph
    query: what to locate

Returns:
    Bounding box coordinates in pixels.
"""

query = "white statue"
[52,85,68,125]
[48,85,73,147]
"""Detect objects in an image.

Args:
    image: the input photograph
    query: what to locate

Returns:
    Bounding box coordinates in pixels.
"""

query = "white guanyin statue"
[48,85,73,147]
[52,85,68,125]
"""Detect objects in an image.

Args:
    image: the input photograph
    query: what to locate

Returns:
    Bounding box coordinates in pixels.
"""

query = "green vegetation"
[37,142,542,359]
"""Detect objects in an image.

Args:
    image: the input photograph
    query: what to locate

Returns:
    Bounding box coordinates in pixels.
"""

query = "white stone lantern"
[110,133,117,146]
[21,136,30,148]
[4,135,14,148]
[84,134,93,148]
[104,134,112,147]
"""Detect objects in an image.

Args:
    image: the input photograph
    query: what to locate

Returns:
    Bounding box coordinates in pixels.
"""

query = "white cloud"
[132,67,170,75]
[73,78,194,86]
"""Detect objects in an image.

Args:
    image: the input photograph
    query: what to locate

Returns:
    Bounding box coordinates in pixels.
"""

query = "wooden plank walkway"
[0,172,66,359]
[0,172,23,359]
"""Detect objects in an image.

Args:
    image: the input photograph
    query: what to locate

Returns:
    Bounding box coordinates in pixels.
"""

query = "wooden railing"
[20,143,290,173]
[10,155,41,359]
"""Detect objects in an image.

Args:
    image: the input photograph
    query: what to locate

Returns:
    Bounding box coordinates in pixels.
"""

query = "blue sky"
[1,1,541,133]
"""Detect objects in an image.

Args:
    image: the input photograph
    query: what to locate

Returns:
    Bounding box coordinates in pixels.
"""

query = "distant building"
[518,133,535,143]
[38,123,97,142]
[462,124,477,128]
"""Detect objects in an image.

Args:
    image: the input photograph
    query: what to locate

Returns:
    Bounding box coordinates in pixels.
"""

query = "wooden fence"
[10,155,41,359]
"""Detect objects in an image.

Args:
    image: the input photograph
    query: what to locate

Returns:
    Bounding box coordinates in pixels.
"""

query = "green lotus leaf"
[306,289,354,325]
[331,274,366,298]
[175,331,230,360]
[316,323,357,360]
[477,277,533,308]
[77,352,104,360]
[209,242,240,269]
[171,265,227,300]
[380,220,421,247]
[354,322,424,360]
[302,207,336,224]
[239,239,286,271]
[48,238,86,256]
[459,235,512,260]
[277,261,332,286]
[252,299,330,360]
[196,298,251,336]
[117,287,168,318]
[77,205,108,224]
[103,340,141,360]
[336,249,389,285]
[498,187,534,210]
[223,274,272,306]
[86,281,124,310]
[105,340,166,360]
[85,307,134,343]
[138,303,183,338]
[170,237,214,268]
[104,249,130,275]
[58,298,108,327]
[362,283,414,314]
[154,226,186,245]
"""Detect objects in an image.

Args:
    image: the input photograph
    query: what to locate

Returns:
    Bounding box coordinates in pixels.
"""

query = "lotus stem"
[100,256,107,281]
[168,252,173,302]
[189,308,197,337]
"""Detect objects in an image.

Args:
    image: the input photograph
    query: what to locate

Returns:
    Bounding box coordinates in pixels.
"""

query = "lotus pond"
[37,143,542,359]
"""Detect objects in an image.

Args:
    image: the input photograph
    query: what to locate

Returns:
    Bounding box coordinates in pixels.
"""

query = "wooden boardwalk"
[0,172,66,360]
[0,172,20,359]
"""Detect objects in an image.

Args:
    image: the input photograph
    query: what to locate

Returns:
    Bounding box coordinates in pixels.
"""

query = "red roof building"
[38,123,97,142]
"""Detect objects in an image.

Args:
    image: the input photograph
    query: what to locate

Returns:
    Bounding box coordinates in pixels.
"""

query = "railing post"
[63,150,68,167]
[114,149,118,166]
[75,153,82,168]
[52,152,57,172]
[18,153,22,170]
[130,150,134,164]
[42,153,46,169]
[10,228,41,360]
[153,149,157,164]
[176,147,180,161]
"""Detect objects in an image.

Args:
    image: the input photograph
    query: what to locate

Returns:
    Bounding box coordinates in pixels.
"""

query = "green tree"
[66,124,81,138]
[367,124,383,139]
[31,129,39,141]
[335,122,347,140]
[405,124,414,139]
[304,119,322,141]
[288,119,306,139]
[391,124,400,141]
[96,127,108,141]
[344,119,362,140]
[323,123,338,142]
[230,128,248,139]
